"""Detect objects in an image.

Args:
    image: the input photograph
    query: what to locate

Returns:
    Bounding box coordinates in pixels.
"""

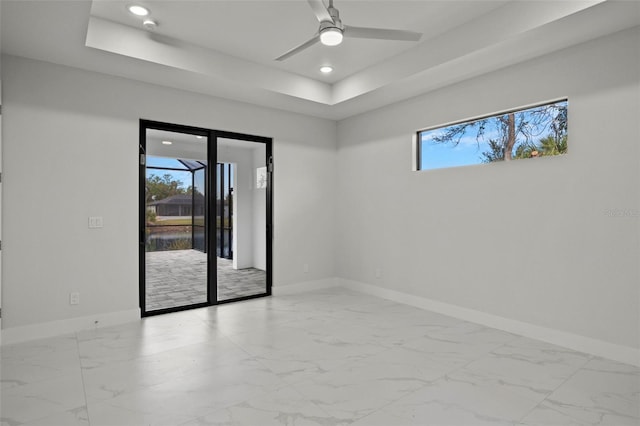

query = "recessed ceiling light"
[196,136,204,139]
[320,66,333,74]
[128,5,149,16]
[162,140,172,145]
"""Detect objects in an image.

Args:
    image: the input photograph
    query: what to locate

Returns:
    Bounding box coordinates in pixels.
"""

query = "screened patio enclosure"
[145,157,208,253]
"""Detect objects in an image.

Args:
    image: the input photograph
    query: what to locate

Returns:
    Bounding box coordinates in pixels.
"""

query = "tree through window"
[417,99,568,170]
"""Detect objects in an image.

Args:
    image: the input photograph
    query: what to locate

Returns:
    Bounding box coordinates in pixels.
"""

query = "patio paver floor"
[145,249,266,311]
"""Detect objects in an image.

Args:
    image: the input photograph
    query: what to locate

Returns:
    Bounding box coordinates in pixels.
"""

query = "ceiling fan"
[275,0,422,61]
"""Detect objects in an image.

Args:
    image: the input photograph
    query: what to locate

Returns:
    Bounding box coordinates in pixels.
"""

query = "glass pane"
[145,129,208,312]
[216,163,232,259]
[146,169,193,231]
[418,99,568,170]
[223,164,231,258]
[216,138,267,301]
[216,163,223,258]
[193,167,206,252]
[146,156,188,169]
[179,159,205,171]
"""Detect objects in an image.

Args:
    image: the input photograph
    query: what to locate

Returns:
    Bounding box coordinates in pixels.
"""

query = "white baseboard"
[0,308,140,346]
[339,278,640,367]
[3,279,638,367]
[272,277,340,296]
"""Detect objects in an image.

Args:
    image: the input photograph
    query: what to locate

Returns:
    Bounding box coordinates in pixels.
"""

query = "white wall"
[0,54,3,332]
[1,55,336,331]
[253,147,267,271]
[217,143,256,270]
[2,26,638,359]
[336,27,640,351]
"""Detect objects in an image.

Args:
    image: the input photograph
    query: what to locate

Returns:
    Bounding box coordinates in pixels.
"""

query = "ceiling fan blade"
[275,34,320,61]
[344,25,422,41]
[307,0,334,23]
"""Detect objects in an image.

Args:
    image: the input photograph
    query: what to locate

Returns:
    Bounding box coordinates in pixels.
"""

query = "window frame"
[415,98,568,171]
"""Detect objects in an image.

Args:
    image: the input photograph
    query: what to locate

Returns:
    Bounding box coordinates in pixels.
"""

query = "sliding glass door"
[215,135,271,302]
[139,121,272,316]
[141,126,209,315]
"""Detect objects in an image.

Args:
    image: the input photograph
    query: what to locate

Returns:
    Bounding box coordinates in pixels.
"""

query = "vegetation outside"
[419,100,568,170]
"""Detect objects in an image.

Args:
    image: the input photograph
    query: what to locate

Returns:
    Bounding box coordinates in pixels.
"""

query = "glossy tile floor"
[1,288,639,425]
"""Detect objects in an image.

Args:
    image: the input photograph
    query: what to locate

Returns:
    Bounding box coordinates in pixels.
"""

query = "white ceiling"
[1,0,639,120]
[147,129,206,159]
[147,129,264,160]
[88,0,507,83]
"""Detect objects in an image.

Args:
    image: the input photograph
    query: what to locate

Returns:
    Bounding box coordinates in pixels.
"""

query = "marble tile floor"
[1,287,638,426]
[145,250,266,311]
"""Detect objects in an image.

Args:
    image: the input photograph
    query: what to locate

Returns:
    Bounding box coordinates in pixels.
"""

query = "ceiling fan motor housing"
[328,5,341,23]
[320,19,343,33]
[321,5,343,31]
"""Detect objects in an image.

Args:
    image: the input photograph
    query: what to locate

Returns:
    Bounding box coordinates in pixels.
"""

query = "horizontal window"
[417,99,568,171]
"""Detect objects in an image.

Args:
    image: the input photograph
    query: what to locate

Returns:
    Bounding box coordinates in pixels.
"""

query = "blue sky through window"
[421,130,494,170]
[419,100,568,170]
[146,156,192,190]
[146,156,189,169]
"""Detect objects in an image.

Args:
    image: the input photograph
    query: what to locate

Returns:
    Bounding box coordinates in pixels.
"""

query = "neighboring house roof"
[149,194,205,206]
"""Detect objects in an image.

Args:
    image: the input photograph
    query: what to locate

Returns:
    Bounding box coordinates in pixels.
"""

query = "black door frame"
[139,120,273,317]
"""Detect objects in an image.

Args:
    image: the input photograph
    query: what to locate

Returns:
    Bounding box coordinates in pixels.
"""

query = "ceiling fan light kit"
[320,26,343,46]
[319,2,344,46]
[275,0,422,61]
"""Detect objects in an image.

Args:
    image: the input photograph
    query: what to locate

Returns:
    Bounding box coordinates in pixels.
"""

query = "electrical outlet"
[303,263,309,273]
[88,216,103,229]
[69,292,80,305]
